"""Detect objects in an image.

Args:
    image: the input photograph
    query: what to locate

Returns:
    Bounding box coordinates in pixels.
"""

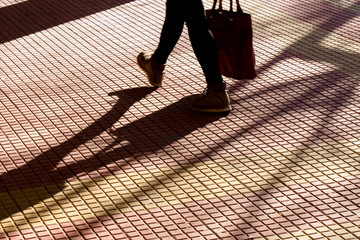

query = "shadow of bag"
[206,0,257,79]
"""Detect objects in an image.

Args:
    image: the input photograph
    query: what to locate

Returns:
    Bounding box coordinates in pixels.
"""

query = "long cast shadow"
[58,94,224,179]
[223,3,360,235]
[229,0,360,93]
[0,0,135,43]
[0,87,154,212]
[269,1,359,73]
[45,70,356,238]
[0,88,224,220]
[241,1,360,188]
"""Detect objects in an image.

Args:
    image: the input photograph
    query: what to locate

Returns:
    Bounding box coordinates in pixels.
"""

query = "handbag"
[206,0,257,79]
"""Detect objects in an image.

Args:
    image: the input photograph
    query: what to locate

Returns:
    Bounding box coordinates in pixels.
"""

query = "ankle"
[207,82,227,91]
[151,54,165,65]
[151,57,165,70]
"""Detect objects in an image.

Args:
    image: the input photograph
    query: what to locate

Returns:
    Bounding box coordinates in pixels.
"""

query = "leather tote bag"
[206,0,257,79]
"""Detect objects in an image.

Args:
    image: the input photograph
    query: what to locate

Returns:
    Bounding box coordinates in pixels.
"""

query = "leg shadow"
[57,94,225,179]
[0,86,155,219]
[0,89,224,220]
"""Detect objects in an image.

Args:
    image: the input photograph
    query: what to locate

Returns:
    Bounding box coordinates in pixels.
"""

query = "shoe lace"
[201,87,209,96]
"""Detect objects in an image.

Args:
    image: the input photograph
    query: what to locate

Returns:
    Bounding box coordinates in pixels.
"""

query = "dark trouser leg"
[153,0,223,85]
[152,0,185,65]
[184,0,223,85]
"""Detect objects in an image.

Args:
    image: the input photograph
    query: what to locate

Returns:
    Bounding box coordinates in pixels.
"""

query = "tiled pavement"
[0,0,359,239]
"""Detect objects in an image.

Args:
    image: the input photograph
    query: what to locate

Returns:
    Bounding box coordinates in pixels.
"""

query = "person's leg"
[183,0,223,85]
[137,0,185,87]
[183,0,231,112]
[152,0,186,65]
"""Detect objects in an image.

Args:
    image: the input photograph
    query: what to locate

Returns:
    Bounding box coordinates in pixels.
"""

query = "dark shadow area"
[233,0,360,187]
[34,66,357,240]
[0,0,135,43]
[0,87,224,220]
[111,68,357,220]
[0,86,155,218]
[218,2,360,235]
[229,0,360,93]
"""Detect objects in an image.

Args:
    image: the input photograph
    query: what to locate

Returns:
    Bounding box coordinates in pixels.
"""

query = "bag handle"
[211,0,243,13]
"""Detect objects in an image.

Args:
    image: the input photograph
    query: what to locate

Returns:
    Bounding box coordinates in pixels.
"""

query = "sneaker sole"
[137,54,162,87]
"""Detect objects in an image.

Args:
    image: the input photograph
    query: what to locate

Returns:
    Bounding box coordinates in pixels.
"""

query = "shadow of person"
[0,88,225,220]
[0,87,155,216]
[55,94,225,181]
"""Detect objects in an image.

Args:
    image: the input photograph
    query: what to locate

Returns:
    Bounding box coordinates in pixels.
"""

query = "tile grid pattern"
[0,0,359,239]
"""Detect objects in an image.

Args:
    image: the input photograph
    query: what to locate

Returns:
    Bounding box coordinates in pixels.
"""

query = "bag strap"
[211,0,222,11]
[233,0,243,13]
[212,0,243,13]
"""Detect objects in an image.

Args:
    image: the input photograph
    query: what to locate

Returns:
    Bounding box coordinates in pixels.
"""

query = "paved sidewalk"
[0,0,359,239]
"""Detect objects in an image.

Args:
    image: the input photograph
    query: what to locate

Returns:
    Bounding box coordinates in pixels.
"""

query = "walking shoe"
[137,52,165,87]
[189,83,232,113]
